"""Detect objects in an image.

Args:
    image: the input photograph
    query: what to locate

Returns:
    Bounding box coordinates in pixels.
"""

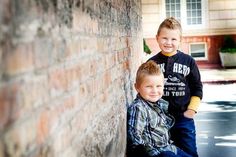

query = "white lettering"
[178,64,183,74]
[167,87,176,91]
[171,91,185,96]
[173,63,190,76]
[159,63,165,73]
[164,91,170,96]
[173,63,178,73]
[178,87,185,90]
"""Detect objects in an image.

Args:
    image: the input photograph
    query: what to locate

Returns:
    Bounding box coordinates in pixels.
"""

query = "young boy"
[127,61,191,157]
[148,17,203,157]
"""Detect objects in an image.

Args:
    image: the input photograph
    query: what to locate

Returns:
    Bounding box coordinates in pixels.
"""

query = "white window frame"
[165,0,181,22]
[162,0,207,30]
[189,42,208,60]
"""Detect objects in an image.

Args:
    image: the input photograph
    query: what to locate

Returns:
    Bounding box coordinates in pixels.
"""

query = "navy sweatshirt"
[149,50,203,117]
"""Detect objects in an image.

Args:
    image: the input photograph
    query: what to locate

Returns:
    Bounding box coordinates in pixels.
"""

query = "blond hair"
[157,17,182,36]
[135,60,163,86]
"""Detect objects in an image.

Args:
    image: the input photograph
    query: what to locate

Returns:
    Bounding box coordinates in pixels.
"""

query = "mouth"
[150,95,159,97]
[164,46,172,49]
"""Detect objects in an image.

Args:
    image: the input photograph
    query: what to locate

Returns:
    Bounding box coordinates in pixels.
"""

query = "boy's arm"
[184,96,201,118]
[188,58,203,98]
[188,96,201,112]
[127,105,160,156]
[185,59,203,118]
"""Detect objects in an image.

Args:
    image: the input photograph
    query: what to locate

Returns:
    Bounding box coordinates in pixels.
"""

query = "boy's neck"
[161,51,177,57]
[137,94,158,104]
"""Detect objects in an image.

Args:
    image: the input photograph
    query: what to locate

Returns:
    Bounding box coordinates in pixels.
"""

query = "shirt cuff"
[187,96,201,113]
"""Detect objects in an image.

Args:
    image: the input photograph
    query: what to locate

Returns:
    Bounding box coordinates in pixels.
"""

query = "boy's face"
[156,27,181,55]
[135,75,164,102]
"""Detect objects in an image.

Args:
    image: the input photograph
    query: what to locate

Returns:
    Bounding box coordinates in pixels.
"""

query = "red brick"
[23,77,48,110]
[49,68,68,96]
[103,71,111,87]
[65,40,81,59]
[36,110,50,144]
[2,43,34,76]
[33,40,51,69]
[0,140,3,157]
[0,84,20,130]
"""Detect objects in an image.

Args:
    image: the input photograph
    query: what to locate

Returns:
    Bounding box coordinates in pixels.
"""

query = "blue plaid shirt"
[127,95,177,156]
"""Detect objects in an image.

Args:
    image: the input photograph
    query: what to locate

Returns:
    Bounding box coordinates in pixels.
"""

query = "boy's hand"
[184,109,196,119]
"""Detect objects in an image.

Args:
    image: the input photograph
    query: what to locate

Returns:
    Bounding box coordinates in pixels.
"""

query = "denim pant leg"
[170,115,198,157]
[126,145,152,157]
[158,151,178,157]
[176,147,192,157]
[158,149,191,157]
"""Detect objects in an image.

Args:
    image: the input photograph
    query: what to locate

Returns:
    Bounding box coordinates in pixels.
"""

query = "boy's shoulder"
[177,50,194,58]
[128,97,145,108]
[158,98,169,112]
[158,98,168,104]
[148,51,163,61]
[127,96,152,113]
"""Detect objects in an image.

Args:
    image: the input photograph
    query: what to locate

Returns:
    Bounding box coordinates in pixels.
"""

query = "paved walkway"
[200,68,236,84]
[196,83,236,157]
[197,69,236,156]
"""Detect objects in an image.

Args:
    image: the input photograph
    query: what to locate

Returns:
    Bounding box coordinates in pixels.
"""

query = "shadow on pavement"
[195,84,236,157]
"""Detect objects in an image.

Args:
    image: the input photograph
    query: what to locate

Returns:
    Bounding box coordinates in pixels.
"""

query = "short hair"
[135,60,163,86]
[157,17,182,36]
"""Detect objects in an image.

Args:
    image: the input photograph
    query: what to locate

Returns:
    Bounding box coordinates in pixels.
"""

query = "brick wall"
[0,0,142,156]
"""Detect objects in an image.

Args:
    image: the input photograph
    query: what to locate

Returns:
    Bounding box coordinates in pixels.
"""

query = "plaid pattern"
[127,95,177,156]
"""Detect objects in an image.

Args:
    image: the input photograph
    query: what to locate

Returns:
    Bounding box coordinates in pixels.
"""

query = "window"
[166,0,181,22]
[164,0,205,29]
[189,43,207,60]
[186,0,202,25]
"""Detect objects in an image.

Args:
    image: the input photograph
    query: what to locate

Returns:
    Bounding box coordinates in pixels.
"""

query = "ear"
[134,83,139,93]
[156,34,158,41]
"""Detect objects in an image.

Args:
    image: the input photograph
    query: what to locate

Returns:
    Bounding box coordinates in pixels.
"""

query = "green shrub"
[220,35,236,53]
[143,39,151,54]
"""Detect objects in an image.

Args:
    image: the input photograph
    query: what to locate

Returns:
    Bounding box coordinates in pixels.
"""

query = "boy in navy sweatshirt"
[148,17,203,157]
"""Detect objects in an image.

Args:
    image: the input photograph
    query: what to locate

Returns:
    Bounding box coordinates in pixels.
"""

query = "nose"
[152,87,159,93]
[165,39,172,44]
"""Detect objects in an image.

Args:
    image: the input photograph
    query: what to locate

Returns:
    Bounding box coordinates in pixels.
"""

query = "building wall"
[208,0,236,35]
[141,0,163,38]
[0,0,142,157]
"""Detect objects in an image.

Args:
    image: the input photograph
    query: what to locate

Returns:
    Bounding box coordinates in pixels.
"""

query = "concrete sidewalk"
[200,68,236,84]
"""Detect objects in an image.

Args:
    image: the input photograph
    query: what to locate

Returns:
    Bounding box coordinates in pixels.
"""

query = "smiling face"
[156,27,181,55]
[135,75,164,102]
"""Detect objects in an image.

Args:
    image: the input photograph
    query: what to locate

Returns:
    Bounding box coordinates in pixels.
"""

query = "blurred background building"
[142,0,236,68]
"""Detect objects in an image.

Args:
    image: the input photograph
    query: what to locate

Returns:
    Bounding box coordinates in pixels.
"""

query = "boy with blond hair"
[127,61,191,157]
[148,17,203,157]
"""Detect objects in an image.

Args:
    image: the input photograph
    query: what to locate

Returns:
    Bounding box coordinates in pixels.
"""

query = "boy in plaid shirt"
[127,61,191,157]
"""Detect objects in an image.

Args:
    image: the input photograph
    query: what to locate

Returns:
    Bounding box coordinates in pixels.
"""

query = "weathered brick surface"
[0,0,142,156]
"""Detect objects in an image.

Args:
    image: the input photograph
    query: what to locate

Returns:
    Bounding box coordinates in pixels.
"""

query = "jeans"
[126,145,151,157]
[158,148,191,157]
[126,145,191,157]
[170,115,198,157]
